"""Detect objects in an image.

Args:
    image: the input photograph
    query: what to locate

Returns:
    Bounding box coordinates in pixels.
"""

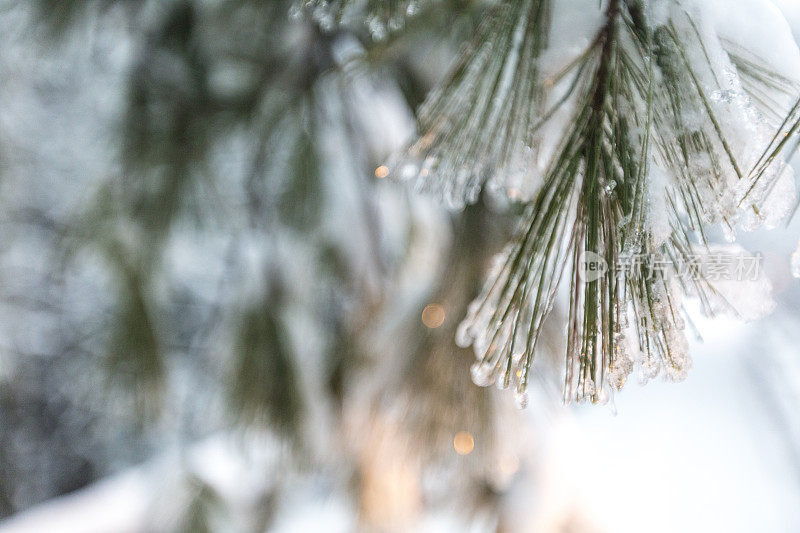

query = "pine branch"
[392,0,552,208]
[401,0,789,404]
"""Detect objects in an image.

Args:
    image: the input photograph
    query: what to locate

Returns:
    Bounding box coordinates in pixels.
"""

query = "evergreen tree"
[1,0,800,530]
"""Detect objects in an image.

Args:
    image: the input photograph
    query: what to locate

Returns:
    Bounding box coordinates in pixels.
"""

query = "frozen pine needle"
[400,0,798,405]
